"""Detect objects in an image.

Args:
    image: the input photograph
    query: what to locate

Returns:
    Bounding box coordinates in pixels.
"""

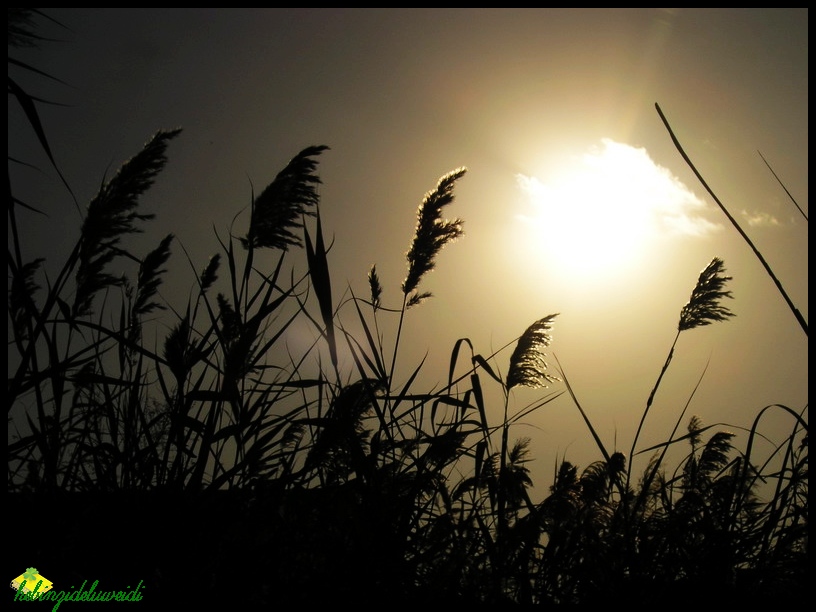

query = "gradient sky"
[9,8,808,492]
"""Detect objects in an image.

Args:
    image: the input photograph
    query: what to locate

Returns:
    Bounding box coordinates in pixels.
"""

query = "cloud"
[517,138,723,239]
[741,209,781,227]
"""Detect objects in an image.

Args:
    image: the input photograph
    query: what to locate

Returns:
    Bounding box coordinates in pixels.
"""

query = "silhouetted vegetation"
[8,9,807,607]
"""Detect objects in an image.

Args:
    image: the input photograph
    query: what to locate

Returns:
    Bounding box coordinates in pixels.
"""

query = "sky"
[9,8,808,493]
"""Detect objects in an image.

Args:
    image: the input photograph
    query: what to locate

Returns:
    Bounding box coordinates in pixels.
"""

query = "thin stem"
[627,330,680,492]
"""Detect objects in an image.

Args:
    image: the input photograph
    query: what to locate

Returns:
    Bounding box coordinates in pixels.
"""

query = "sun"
[514,139,717,285]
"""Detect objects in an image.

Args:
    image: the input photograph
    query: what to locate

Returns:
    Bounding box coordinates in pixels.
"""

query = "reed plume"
[386,168,468,395]
[402,167,467,304]
[128,233,174,342]
[506,314,560,390]
[368,264,382,311]
[678,257,735,331]
[241,145,329,250]
[133,233,173,318]
[73,128,182,317]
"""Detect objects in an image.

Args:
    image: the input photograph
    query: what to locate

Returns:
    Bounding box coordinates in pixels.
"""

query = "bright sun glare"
[516,139,719,284]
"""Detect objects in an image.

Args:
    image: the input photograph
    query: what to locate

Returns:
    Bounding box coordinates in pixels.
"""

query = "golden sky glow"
[8,8,808,488]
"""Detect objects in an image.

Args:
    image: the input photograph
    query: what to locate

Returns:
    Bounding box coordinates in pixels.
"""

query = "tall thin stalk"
[757,150,807,222]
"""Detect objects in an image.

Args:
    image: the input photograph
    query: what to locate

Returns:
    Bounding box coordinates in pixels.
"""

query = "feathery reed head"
[199,254,221,293]
[678,257,735,331]
[74,128,182,317]
[402,167,467,303]
[163,313,192,386]
[241,145,329,250]
[687,414,704,448]
[506,314,560,390]
[406,291,433,308]
[368,264,382,310]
